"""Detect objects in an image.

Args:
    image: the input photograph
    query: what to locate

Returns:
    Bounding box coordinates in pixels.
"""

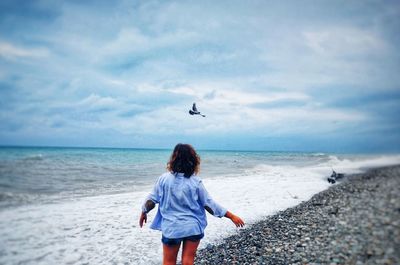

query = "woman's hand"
[230,214,245,227]
[139,200,156,228]
[225,211,245,227]
[139,212,147,228]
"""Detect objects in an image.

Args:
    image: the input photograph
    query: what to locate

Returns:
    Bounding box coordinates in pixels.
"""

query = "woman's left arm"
[198,180,227,217]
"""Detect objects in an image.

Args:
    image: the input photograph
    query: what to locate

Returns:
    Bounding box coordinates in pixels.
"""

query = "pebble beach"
[195,166,400,265]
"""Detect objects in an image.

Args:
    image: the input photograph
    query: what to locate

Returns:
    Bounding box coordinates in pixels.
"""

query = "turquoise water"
[0,146,397,209]
[0,146,167,206]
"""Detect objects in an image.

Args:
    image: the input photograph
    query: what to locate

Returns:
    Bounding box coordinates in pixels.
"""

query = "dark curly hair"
[167,143,200,178]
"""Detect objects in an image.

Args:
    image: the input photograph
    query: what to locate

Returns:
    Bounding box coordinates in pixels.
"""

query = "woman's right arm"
[139,200,156,227]
[139,176,162,227]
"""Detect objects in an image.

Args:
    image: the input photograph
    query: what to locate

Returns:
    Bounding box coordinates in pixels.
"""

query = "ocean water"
[0,146,399,264]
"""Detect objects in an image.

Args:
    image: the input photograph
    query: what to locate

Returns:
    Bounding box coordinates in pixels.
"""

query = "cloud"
[102,27,199,57]
[303,27,387,57]
[0,0,399,151]
[78,94,119,112]
[0,41,49,59]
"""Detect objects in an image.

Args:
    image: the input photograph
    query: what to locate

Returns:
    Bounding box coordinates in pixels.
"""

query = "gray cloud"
[0,0,399,151]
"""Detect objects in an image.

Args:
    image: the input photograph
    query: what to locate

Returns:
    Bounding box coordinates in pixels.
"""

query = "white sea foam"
[0,154,399,264]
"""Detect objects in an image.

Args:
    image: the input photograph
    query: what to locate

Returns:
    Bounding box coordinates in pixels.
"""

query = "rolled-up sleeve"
[198,180,227,218]
[142,176,162,213]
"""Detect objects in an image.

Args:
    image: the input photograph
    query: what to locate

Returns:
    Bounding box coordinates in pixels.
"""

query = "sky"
[0,0,399,153]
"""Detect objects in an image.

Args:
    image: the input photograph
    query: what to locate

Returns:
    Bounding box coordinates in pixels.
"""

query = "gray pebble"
[195,166,400,265]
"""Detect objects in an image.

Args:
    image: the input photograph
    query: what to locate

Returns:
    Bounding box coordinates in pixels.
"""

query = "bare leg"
[181,240,200,265]
[163,243,181,265]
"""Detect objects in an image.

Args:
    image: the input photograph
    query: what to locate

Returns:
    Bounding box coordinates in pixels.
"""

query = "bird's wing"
[192,103,198,112]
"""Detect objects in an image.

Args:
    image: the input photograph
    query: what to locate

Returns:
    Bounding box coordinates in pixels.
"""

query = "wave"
[242,154,400,182]
[2,152,399,211]
[0,191,14,201]
[0,191,43,209]
[22,154,44,161]
[311,152,326,156]
[323,154,400,174]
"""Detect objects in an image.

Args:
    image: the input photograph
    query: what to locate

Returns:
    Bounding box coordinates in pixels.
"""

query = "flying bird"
[189,103,205,117]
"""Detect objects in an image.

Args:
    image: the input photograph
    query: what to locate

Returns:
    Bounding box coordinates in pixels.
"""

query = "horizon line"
[0,144,396,155]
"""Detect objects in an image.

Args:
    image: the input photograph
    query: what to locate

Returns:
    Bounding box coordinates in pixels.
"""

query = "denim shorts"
[161,233,204,245]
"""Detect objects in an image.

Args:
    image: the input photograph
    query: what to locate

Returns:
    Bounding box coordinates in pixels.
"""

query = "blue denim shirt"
[142,172,227,238]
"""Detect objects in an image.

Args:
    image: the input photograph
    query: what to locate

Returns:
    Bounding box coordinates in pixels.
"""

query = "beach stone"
[265,248,273,253]
[195,166,400,265]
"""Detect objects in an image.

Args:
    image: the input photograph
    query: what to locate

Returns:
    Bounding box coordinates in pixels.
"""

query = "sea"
[0,146,399,264]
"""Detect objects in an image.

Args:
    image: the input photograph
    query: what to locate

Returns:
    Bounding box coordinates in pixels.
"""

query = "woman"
[139,143,244,265]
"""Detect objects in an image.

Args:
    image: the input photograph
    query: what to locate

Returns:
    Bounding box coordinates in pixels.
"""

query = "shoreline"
[195,165,400,265]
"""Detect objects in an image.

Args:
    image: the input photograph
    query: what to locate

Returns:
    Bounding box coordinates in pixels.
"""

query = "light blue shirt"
[142,172,227,238]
